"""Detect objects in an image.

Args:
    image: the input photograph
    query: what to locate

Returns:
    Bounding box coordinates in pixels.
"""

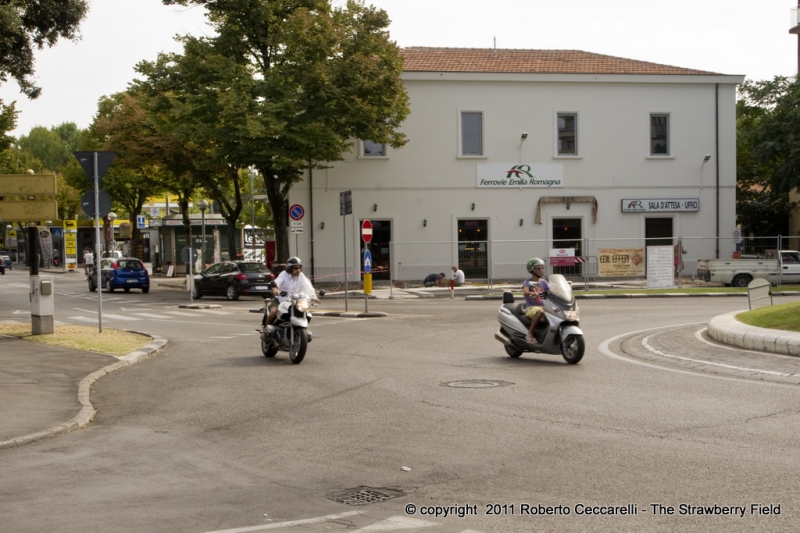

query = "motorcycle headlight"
[564,310,579,321]
[295,299,310,312]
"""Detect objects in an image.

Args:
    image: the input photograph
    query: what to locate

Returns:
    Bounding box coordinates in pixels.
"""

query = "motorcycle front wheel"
[262,338,278,358]
[561,334,585,364]
[289,329,308,364]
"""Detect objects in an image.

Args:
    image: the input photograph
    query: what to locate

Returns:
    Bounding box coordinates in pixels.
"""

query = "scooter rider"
[263,257,319,334]
[523,257,550,342]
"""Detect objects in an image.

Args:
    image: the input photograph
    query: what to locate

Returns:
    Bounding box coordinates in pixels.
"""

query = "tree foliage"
[737,77,799,235]
[0,0,88,99]
[159,0,410,261]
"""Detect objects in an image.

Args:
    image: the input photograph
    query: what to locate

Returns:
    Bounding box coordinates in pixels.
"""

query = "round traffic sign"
[361,219,373,243]
[363,249,372,274]
[289,204,305,220]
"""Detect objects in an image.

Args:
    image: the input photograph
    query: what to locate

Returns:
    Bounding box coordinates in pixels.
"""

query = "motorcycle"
[494,273,585,364]
[259,290,324,364]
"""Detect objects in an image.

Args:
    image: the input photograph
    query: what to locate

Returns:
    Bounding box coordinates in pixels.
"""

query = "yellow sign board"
[0,174,57,196]
[598,248,645,277]
[0,200,59,221]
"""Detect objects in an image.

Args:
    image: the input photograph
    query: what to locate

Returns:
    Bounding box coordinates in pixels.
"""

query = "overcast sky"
[1,0,797,137]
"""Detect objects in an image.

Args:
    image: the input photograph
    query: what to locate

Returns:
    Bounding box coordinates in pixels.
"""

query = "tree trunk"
[262,170,289,262]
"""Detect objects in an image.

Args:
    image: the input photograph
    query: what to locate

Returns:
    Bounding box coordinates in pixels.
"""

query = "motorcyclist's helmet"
[285,257,303,272]
[526,257,545,273]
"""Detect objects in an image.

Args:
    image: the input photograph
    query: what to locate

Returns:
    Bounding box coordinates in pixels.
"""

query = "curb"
[708,311,800,357]
[0,332,168,450]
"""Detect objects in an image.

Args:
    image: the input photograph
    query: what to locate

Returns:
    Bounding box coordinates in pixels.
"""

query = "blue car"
[88,257,150,293]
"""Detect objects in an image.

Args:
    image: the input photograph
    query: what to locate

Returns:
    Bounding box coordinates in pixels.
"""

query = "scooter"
[494,273,585,364]
[259,290,324,364]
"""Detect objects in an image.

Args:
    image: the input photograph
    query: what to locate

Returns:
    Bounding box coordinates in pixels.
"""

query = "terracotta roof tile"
[400,47,717,76]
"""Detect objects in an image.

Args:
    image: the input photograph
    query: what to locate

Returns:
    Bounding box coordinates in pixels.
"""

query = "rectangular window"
[650,114,670,156]
[557,113,577,155]
[362,140,385,157]
[461,112,483,156]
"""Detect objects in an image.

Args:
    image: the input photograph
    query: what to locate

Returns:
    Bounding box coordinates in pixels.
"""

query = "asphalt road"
[1,270,799,533]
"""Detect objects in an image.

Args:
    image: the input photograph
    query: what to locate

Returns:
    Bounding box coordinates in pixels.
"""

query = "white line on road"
[598,323,797,387]
[195,309,232,315]
[133,313,172,319]
[202,510,361,533]
[353,515,438,531]
[164,311,201,317]
[641,334,792,377]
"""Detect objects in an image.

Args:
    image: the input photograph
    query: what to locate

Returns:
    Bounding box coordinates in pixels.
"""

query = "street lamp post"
[107,212,117,254]
[198,199,209,267]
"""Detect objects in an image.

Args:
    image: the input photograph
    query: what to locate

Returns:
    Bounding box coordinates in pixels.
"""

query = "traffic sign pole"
[93,152,103,333]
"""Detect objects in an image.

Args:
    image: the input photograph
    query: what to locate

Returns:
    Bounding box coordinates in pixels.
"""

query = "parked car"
[192,261,275,301]
[0,251,10,274]
[101,250,123,259]
[88,257,150,293]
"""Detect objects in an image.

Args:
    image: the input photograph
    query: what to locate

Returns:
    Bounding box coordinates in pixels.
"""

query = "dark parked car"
[192,261,275,301]
[88,257,150,293]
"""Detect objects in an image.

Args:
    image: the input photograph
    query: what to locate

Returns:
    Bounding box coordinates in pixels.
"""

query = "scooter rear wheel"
[561,334,585,364]
[505,343,523,358]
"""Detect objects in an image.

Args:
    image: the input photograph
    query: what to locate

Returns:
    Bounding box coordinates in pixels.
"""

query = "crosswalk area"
[63,307,235,323]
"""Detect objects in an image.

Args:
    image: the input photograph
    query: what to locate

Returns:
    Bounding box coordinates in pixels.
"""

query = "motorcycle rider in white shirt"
[262,257,319,333]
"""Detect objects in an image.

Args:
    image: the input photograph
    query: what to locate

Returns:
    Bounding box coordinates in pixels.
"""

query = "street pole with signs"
[340,190,352,311]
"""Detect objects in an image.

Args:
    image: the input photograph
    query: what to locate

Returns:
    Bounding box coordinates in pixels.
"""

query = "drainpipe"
[309,165,315,281]
[715,83,720,259]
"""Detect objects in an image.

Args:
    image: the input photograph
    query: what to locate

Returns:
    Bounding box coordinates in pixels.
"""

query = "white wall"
[288,73,743,281]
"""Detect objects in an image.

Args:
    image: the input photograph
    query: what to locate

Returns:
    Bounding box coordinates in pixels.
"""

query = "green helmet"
[526,257,545,273]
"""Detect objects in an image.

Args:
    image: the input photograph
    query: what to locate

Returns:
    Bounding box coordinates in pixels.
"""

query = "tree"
[160,0,410,261]
[737,77,799,235]
[0,0,88,99]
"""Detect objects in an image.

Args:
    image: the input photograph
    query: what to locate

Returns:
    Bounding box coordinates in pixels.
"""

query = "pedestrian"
[83,247,94,276]
[674,242,687,278]
[451,266,465,286]
[423,272,446,287]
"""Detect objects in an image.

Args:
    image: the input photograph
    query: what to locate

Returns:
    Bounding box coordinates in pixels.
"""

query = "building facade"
[286,48,744,282]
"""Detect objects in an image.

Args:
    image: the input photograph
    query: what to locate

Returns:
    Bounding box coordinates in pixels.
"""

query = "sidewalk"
[0,333,167,450]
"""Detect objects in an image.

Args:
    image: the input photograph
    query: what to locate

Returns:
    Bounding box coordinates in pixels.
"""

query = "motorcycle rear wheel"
[261,338,278,358]
[289,329,308,364]
[561,334,585,364]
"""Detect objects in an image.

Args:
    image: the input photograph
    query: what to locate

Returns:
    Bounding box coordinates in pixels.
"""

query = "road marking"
[641,334,792,377]
[164,311,200,317]
[67,316,99,323]
[202,510,361,533]
[133,313,172,319]
[97,313,140,321]
[598,323,798,387]
[195,309,232,315]
[353,516,438,531]
[208,336,235,340]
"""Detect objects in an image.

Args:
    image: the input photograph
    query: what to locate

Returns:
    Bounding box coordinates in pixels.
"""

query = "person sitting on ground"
[423,272,446,287]
[262,257,319,336]
[451,266,465,287]
[523,257,550,343]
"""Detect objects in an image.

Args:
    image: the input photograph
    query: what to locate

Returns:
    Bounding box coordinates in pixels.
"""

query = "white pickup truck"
[696,250,800,287]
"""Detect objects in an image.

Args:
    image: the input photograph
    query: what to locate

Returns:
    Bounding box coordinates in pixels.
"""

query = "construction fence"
[385,235,800,288]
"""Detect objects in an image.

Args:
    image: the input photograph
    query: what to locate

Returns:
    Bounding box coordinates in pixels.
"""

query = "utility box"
[30,275,55,334]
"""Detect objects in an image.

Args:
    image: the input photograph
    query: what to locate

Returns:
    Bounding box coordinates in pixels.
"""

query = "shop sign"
[599,248,645,277]
[477,164,563,188]
[621,198,699,212]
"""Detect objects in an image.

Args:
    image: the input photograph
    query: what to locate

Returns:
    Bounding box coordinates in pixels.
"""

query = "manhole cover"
[327,486,404,506]
[440,379,513,388]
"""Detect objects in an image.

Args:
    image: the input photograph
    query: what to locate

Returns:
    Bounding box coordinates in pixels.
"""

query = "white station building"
[287,47,744,283]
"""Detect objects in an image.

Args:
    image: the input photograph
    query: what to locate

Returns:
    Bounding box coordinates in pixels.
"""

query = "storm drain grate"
[327,486,404,506]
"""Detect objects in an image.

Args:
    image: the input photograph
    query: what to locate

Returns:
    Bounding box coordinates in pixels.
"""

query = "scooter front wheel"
[561,334,585,364]
[504,343,523,358]
[289,329,308,364]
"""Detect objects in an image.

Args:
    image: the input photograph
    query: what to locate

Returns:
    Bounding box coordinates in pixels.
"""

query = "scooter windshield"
[547,274,573,303]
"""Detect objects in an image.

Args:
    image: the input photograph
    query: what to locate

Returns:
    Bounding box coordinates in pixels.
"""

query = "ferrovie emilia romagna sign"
[361,219,373,243]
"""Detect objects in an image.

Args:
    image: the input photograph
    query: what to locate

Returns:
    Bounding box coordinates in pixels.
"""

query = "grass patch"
[736,301,800,333]
[0,323,152,356]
